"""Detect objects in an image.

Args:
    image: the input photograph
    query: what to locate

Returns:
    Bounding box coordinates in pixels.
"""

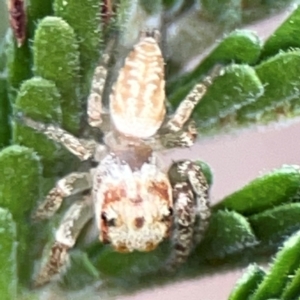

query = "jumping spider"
[20,29,221,287]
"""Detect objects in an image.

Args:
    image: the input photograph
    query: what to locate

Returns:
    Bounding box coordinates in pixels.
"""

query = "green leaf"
[197,210,258,260]
[282,265,300,300]
[0,145,42,283]
[167,29,262,101]
[229,264,265,300]
[192,64,263,133]
[249,203,300,247]
[0,74,11,148]
[262,6,300,58]
[0,208,17,300]
[215,165,300,216]
[12,77,75,176]
[33,16,81,134]
[27,0,53,38]
[53,0,102,96]
[251,231,300,300]
[236,50,300,124]
[6,35,32,100]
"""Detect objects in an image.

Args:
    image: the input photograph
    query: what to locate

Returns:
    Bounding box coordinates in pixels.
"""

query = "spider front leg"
[16,114,97,160]
[87,56,110,129]
[161,65,223,148]
[33,172,92,221]
[166,160,210,270]
[33,194,93,288]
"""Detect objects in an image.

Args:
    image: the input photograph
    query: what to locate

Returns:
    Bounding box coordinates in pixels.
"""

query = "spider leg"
[16,114,97,160]
[87,55,110,129]
[33,194,93,288]
[166,160,210,270]
[87,35,118,131]
[33,172,92,221]
[160,65,223,148]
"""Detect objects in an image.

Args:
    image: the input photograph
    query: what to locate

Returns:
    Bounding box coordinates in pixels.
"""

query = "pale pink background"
[120,8,300,300]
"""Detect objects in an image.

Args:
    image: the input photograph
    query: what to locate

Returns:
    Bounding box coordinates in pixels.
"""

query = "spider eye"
[168,207,173,216]
[101,212,116,227]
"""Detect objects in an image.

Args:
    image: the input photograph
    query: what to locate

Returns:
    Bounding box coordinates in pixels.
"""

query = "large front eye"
[101,212,116,227]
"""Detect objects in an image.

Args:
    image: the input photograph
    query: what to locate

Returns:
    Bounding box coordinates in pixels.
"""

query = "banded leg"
[17,114,97,160]
[166,160,210,270]
[33,195,94,287]
[33,172,92,221]
[87,35,117,130]
[87,54,110,128]
[161,65,223,148]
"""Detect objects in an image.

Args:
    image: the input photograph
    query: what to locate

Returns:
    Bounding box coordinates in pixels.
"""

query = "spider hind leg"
[33,195,93,287]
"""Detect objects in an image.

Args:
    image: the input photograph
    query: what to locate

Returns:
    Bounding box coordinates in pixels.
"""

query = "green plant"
[1,0,300,299]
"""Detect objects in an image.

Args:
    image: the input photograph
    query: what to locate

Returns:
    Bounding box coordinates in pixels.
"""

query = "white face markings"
[93,153,173,252]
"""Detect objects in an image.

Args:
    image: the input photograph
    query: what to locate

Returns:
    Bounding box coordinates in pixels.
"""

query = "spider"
[19,29,221,287]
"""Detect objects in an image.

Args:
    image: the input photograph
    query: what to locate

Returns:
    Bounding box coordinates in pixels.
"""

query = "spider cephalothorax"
[95,152,173,252]
[20,29,220,287]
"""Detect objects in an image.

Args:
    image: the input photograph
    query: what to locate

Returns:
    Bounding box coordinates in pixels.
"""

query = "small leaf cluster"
[168,7,300,135]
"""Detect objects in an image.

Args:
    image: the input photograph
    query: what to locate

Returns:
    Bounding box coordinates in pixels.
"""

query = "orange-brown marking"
[148,181,171,204]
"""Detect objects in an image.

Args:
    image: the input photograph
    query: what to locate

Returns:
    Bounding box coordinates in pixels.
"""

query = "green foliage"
[12,77,74,176]
[249,203,300,247]
[33,16,81,133]
[231,231,300,300]
[0,145,42,284]
[237,50,300,124]
[6,38,32,100]
[229,264,265,300]
[262,5,300,58]
[169,6,300,135]
[53,0,102,95]
[0,208,17,300]
[0,74,10,148]
[198,210,258,260]
[167,29,262,105]
[215,165,300,215]
[1,0,300,298]
[193,64,263,132]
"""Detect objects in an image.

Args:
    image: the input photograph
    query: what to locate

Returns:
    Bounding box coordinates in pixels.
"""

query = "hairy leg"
[87,35,118,130]
[33,195,93,287]
[87,54,110,128]
[160,65,223,148]
[17,114,97,160]
[166,160,210,270]
[33,172,92,221]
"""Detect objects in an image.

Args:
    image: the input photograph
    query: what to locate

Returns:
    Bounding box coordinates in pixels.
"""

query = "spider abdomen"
[110,34,166,139]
